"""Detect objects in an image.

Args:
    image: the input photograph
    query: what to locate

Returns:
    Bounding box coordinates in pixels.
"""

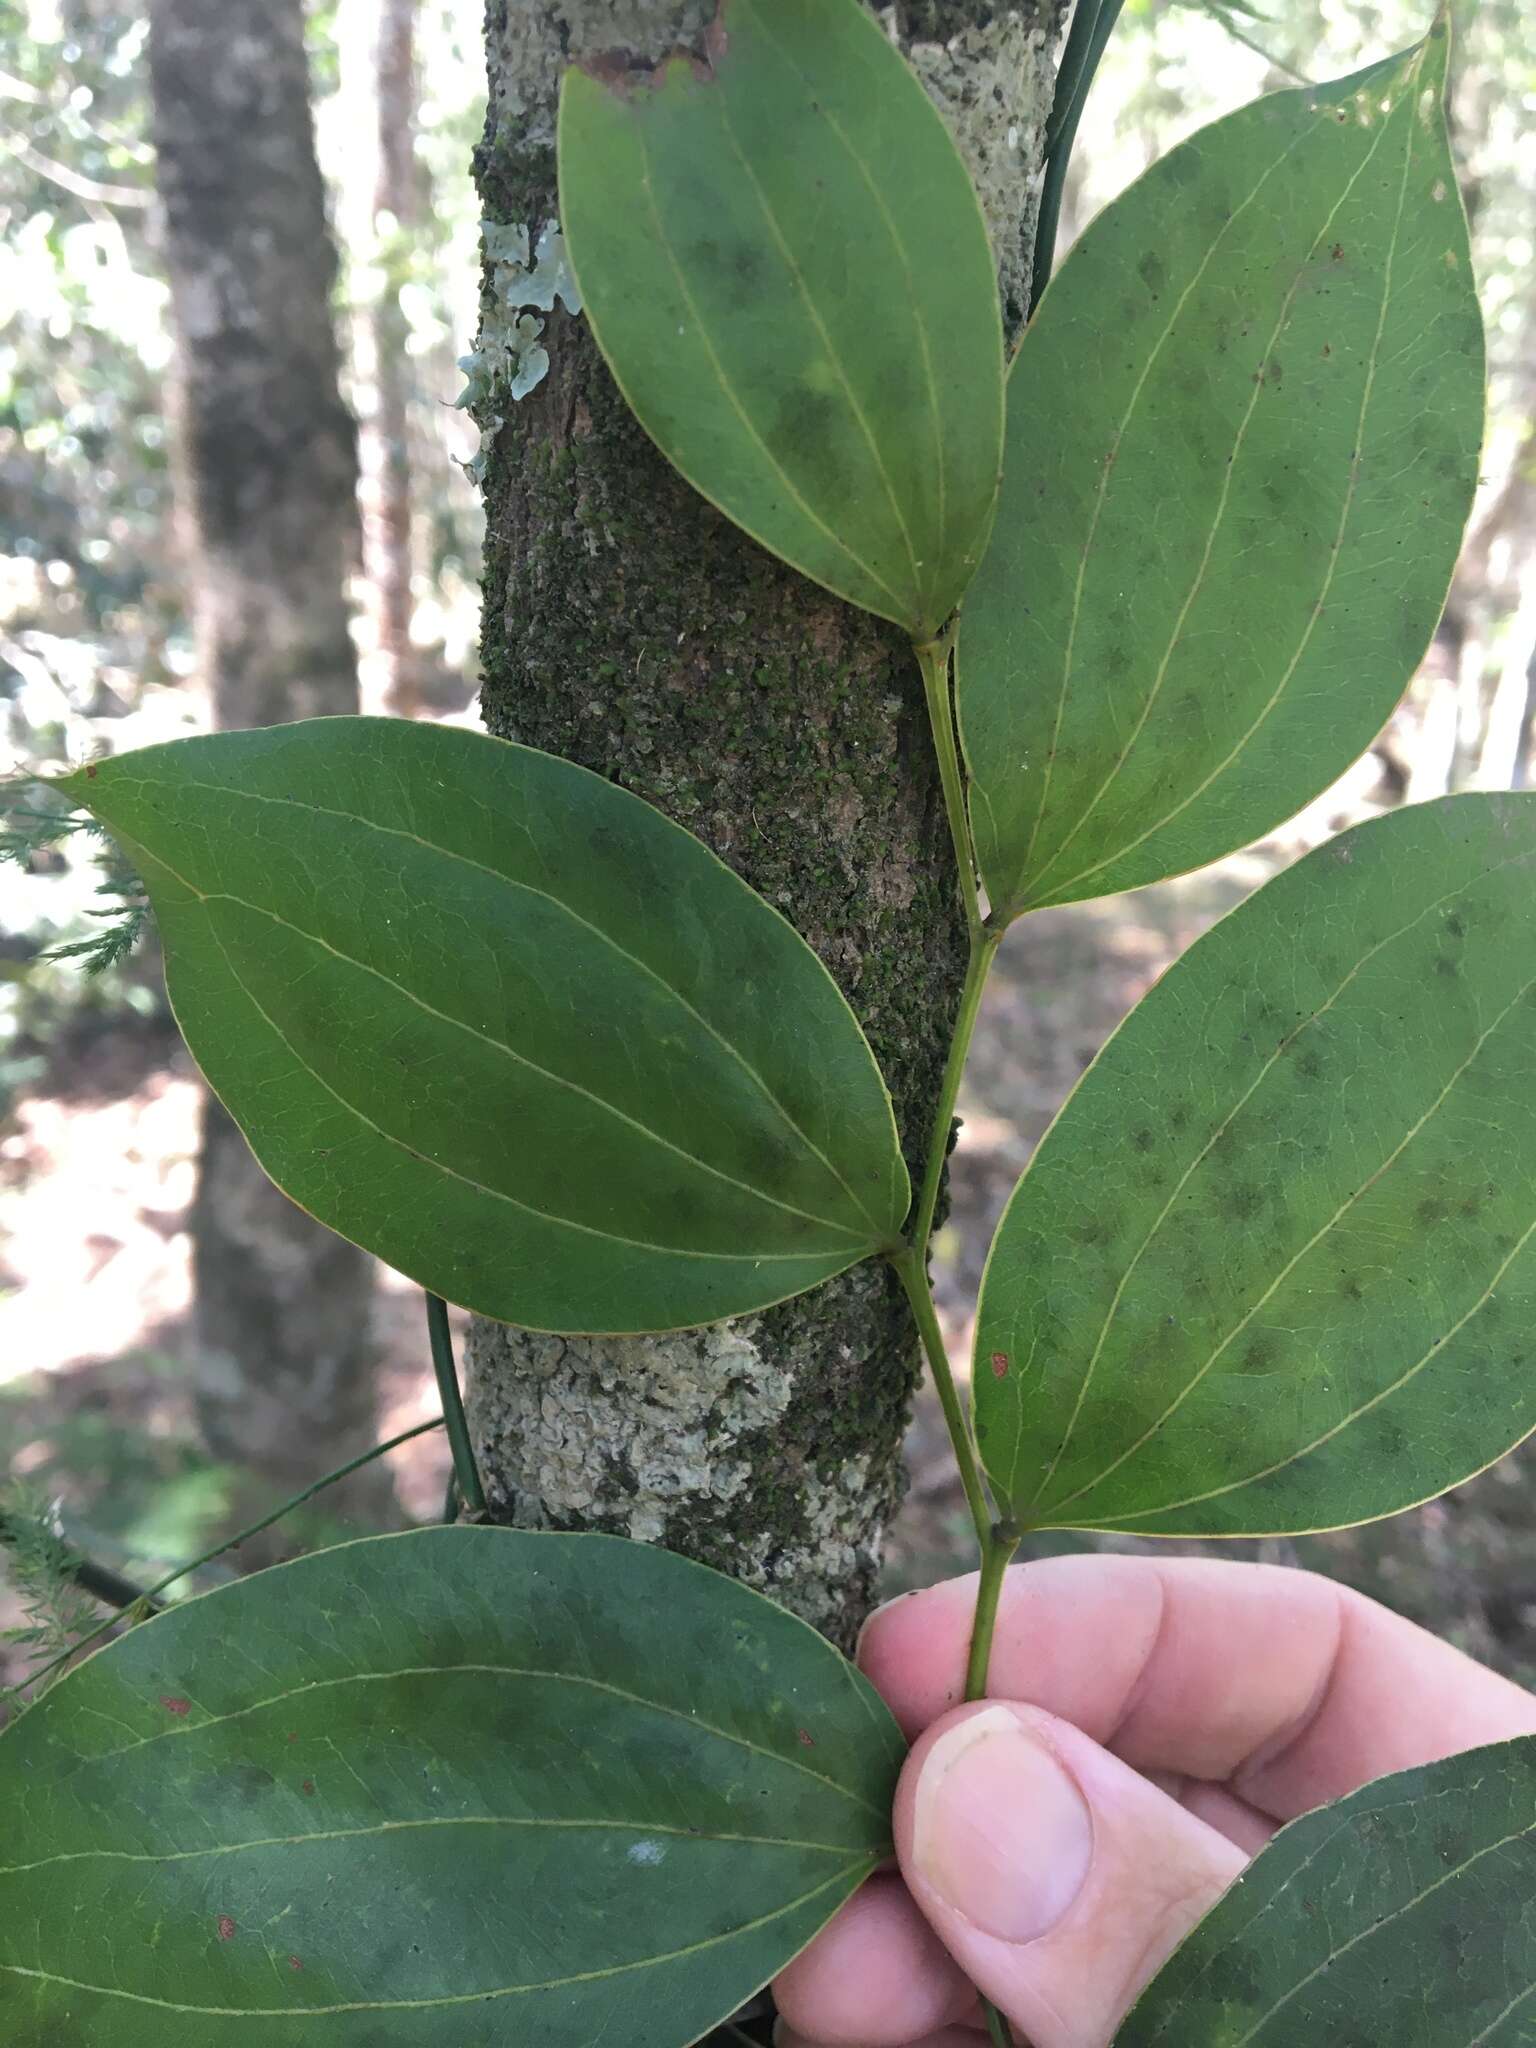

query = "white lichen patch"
[466,1318,797,1544]
[464,1298,899,1637]
[731,1451,885,1638]
[894,8,1060,329]
[457,219,583,479]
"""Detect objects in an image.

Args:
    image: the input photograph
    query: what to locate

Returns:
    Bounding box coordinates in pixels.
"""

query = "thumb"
[895,1702,1246,2048]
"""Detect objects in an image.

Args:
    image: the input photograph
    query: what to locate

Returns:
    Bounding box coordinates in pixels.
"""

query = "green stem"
[984,2002,1019,2048]
[1030,0,1127,317]
[894,1251,992,1551]
[906,633,1021,2048]
[915,628,983,943]
[910,926,1001,1261]
[970,1520,1025,2048]
[965,1520,1023,1703]
[7,1416,445,1701]
[427,1292,486,1518]
[1042,0,1105,157]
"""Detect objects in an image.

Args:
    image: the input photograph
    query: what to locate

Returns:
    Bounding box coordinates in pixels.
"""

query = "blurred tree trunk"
[468,1,1061,1649]
[148,0,394,1524]
[338,0,421,716]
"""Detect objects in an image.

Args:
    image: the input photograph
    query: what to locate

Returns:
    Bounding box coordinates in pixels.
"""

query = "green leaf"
[959,25,1483,919]
[55,719,907,1333]
[1117,1736,1536,2045]
[974,794,1536,1537]
[557,0,1004,641]
[0,1526,904,2048]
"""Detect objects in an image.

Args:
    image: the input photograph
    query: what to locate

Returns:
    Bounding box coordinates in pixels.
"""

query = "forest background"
[2,0,1533,1700]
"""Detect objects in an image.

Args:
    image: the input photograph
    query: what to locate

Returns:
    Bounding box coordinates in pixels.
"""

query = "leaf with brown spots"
[558,0,1003,640]
[960,24,1483,918]
[0,1527,904,2047]
[52,718,908,1335]
[975,795,1536,1536]
[1119,1737,1536,2044]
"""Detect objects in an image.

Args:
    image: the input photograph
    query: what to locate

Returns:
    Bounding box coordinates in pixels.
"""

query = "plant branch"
[984,2002,1018,2048]
[428,1292,486,1518]
[1199,5,1311,83]
[3,135,151,209]
[965,1520,1023,1702]
[915,628,983,943]
[908,627,1021,2048]
[894,1251,992,1551]
[909,926,1001,1262]
[7,1417,445,1701]
[0,1510,159,1616]
[970,1513,1025,2048]
[1030,0,1127,316]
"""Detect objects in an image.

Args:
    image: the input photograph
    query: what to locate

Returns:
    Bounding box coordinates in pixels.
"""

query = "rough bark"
[469,0,1060,1645]
[148,0,389,1518]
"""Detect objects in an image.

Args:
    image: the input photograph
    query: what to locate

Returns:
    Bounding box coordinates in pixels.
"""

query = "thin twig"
[1030,0,1128,317]
[7,1416,445,1700]
[427,1292,486,1517]
[0,1511,158,1615]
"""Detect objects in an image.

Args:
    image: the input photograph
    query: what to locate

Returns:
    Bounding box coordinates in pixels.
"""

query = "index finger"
[859,1554,1536,1819]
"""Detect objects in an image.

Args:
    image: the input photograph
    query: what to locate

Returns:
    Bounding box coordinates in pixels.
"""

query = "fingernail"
[911,1705,1093,1942]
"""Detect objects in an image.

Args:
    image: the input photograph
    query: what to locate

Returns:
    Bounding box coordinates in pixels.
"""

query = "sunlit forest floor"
[10,742,1536,1700]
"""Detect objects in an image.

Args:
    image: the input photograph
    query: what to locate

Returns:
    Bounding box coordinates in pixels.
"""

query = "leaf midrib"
[626,102,909,624]
[0,1858,868,2017]
[1030,56,1426,908]
[195,916,847,1270]
[56,1658,891,1819]
[1225,1802,1536,2045]
[734,0,960,613]
[199,885,867,1244]
[1098,1207,1536,1530]
[1003,104,1319,900]
[1019,850,1529,1510]
[1048,966,1536,1520]
[114,768,892,1237]
[0,1813,858,1880]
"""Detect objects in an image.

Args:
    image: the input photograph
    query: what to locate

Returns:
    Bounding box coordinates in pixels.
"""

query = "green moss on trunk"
[470,0,1057,1645]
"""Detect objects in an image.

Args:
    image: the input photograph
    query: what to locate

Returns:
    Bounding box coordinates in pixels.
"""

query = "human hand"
[774,1554,1536,2048]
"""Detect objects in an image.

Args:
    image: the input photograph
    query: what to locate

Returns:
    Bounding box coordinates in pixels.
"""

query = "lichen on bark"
[469,0,1061,1646]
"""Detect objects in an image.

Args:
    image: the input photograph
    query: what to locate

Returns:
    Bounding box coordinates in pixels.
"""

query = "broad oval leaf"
[558,0,1004,641]
[975,794,1536,1536]
[0,1527,904,2048]
[55,719,908,1332]
[960,26,1483,918]
[1118,1736,1536,2046]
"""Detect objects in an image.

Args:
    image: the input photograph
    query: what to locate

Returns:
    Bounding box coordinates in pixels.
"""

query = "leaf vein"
[192,914,848,1270]
[0,1861,868,2017]
[134,772,890,1238]
[1049,968,1536,1518]
[1025,96,1402,905]
[1036,74,1433,905]
[631,115,909,622]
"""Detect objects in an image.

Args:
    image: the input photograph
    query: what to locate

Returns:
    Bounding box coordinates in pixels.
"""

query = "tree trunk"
[148,0,391,1521]
[469,0,1061,1646]
[337,0,421,716]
